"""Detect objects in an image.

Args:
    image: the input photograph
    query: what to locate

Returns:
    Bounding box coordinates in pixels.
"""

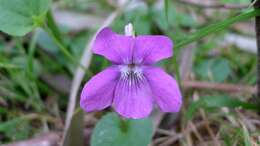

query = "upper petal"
[92,28,134,64]
[144,66,182,112]
[133,35,173,64]
[113,75,153,119]
[80,66,120,112]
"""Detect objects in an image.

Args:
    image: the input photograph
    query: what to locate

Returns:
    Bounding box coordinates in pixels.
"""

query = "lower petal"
[144,66,182,112]
[80,66,119,112]
[113,76,153,119]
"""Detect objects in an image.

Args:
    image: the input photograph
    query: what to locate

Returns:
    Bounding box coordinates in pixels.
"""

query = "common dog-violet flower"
[80,24,182,119]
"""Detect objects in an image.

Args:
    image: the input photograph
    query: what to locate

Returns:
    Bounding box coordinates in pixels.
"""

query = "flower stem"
[119,117,130,133]
[43,10,86,70]
[172,55,181,84]
[46,11,64,44]
[27,31,38,79]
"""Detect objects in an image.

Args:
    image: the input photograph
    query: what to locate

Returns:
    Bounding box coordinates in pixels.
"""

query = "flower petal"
[133,35,173,64]
[92,28,134,64]
[80,66,119,112]
[144,66,182,112]
[113,76,153,119]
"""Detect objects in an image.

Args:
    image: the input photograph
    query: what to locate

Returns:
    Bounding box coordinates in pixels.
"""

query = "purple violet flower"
[80,24,182,119]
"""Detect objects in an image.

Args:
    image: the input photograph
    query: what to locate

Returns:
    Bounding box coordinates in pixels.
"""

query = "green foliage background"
[0,0,259,146]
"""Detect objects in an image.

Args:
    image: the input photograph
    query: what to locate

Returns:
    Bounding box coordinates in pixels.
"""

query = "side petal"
[144,66,182,112]
[80,66,119,112]
[133,35,173,64]
[92,28,134,64]
[113,76,153,119]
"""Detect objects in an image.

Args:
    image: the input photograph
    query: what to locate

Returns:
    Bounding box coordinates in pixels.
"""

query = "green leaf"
[175,9,260,49]
[194,58,231,82]
[91,113,153,146]
[186,96,259,120]
[211,59,231,82]
[37,29,59,54]
[62,109,84,146]
[0,0,51,36]
[11,56,41,76]
[241,122,252,146]
[164,0,169,23]
[0,62,21,69]
[0,106,7,114]
[152,1,197,31]
[0,116,32,141]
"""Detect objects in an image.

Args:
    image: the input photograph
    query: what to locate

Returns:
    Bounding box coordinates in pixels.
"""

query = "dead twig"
[156,129,175,136]
[193,93,221,146]
[182,80,257,94]
[152,137,169,146]
[176,0,249,9]
[155,121,208,146]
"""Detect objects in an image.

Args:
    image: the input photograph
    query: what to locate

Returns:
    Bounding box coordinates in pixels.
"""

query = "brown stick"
[176,0,249,9]
[254,0,260,102]
[182,81,257,94]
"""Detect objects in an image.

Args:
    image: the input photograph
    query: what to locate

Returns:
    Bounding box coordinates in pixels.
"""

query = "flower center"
[119,64,143,86]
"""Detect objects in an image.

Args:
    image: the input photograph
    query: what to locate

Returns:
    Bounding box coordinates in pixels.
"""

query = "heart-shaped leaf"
[0,0,51,36]
[91,113,153,146]
[194,58,231,82]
